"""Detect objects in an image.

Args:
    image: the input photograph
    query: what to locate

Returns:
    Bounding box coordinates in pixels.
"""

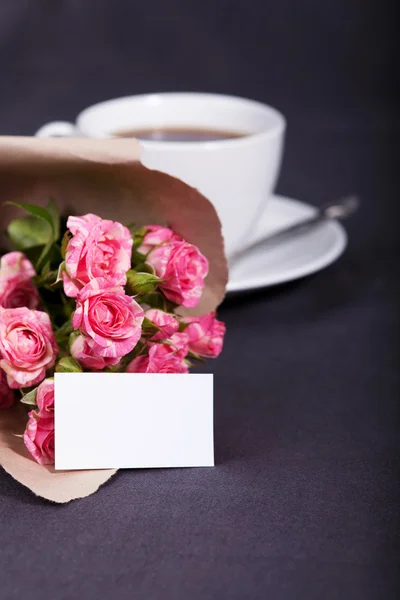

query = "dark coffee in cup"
[113,127,246,142]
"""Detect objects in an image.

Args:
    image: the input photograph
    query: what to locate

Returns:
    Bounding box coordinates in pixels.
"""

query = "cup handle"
[35,121,78,137]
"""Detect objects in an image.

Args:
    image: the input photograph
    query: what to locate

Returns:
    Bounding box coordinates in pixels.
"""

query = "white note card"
[54,373,214,471]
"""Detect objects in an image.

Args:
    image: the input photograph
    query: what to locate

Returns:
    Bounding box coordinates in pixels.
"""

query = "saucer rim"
[226,194,348,293]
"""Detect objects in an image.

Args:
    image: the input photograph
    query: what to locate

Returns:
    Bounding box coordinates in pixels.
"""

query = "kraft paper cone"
[0,136,228,502]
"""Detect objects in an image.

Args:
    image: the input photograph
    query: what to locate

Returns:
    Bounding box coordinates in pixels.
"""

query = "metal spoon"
[229,195,360,266]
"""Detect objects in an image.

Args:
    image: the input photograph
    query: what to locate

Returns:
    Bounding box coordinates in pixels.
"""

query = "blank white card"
[54,373,214,471]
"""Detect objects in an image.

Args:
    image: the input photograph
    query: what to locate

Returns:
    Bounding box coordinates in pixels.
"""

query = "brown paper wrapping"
[0,136,228,502]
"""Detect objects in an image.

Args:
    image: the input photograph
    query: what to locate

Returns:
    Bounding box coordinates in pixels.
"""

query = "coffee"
[113,126,246,142]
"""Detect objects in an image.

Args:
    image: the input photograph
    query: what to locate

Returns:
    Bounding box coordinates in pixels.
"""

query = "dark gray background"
[0,1,398,599]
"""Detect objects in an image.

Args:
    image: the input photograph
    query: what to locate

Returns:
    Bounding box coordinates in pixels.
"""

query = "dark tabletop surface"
[0,2,398,599]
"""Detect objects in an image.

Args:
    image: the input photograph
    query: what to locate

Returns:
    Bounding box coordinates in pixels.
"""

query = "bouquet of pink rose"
[0,201,225,466]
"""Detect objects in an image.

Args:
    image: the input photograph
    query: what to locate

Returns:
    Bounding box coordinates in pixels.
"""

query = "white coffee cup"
[36,93,285,257]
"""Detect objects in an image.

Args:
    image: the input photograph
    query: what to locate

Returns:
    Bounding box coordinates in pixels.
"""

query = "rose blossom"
[0,278,40,310]
[127,343,188,374]
[145,308,179,341]
[0,368,14,409]
[24,379,55,465]
[36,378,54,416]
[24,410,54,465]
[63,213,133,298]
[139,225,209,308]
[167,332,189,358]
[0,252,39,309]
[72,278,144,359]
[0,307,58,389]
[70,334,121,370]
[0,252,35,280]
[182,312,226,358]
[138,225,177,251]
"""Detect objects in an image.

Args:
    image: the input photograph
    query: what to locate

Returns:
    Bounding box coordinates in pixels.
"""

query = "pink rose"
[24,379,55,465]
[0,368,14,409]
[24,410,54,465]
[139,225,176,250]
[0,277,40,310]
[139,225,209,308]
[63,213,133,298]
[70,334,121,370]
[36,378,54,416]
[167,332,189,358]
[0,251,39,309]
[145,308,179,341]
[182,312,225,358]
[72,278,144,359]
[127,343,188,374]
[0,252,35,280]
[0,307,58,389]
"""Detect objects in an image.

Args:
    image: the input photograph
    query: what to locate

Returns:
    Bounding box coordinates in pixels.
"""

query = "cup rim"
[77,92,286,150]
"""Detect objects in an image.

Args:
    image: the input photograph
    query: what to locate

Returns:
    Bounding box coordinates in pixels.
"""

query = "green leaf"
[55,261,66,284]
[55,356,82,373]
[7,216,51,250]
[4,201,54,229]
[46,198,61,241]
[20,387,38,406]
[141,317,161,336]
[55,320,73,344]
[139,292,168,310]
[5,200,58,270]
[60,230,72,259]
[187,350,206,362]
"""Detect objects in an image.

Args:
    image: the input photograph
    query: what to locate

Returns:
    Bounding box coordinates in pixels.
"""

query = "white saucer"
[227,194,347,293]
